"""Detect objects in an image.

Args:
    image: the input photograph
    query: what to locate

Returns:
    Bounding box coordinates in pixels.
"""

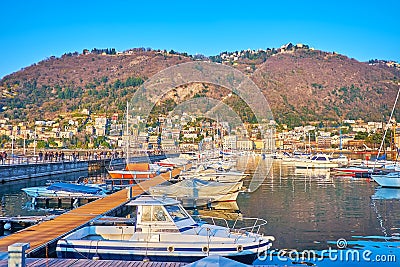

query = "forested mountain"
[1,45,399,127]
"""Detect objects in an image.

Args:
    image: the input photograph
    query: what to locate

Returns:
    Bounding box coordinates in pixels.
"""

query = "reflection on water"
[190,201,242,221]
[255,236,400,266]
[372,187,400,200]
[0,170,100,217]
[235,156,400,253]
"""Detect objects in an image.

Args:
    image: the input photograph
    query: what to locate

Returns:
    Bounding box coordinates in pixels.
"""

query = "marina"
[1,153,400,266]
[0,167,182,258]
[1,1,399,266]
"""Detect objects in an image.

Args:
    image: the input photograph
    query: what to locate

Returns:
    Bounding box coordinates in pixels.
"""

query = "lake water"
[1,155,400,266]
[234,155,400,266]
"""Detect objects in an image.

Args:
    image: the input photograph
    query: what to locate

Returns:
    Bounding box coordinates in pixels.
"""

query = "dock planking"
[0,257,299,267]
[0,258,187,267]
[0,167,183,256]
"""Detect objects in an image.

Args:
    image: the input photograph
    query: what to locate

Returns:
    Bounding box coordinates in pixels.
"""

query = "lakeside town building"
[1,111,399,153]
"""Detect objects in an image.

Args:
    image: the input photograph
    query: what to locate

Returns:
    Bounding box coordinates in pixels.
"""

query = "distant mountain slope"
[252,50,400,124]
[1,47,399,126]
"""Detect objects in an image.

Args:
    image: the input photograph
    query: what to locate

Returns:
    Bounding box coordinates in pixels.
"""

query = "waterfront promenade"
[0,158,119,183]
[0,152,176,183]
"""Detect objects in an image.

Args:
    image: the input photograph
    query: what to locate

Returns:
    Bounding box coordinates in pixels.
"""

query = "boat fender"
[237,245,243,252]
[202,246,209,254]
[167,246,174,253]
[4,222,11,230]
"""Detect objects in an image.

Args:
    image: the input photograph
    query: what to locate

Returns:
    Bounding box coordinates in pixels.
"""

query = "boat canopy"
[149,178,240,199]
[47,182,103,195]
[127,195,181,206]
[125,163,150,171]
[311,155,330,161]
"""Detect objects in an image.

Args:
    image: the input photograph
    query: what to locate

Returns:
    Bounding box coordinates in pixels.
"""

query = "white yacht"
[56,195,274,264]
[294,154,339,169]
[371,172,400,188]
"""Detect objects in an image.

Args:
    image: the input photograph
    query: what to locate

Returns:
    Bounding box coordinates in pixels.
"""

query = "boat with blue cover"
[21,182,107,198]
[56,195,274,264]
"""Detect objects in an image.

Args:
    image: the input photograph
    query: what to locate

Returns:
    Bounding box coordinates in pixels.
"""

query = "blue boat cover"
[47,182,102,195]
[185,255,250,267]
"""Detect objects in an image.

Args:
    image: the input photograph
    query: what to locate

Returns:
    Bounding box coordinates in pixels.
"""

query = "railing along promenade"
[0,149,179,183]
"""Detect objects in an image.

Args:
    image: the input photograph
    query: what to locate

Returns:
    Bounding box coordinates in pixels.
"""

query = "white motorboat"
[56,196,274,264]
[332,166,373,177]
[181,165,247,183]
[294,154,339,169]
[155,157,190,168]
[21,182,107,198]
[371,172,400,188]
[148,178,242,207]
[331,154,350,166]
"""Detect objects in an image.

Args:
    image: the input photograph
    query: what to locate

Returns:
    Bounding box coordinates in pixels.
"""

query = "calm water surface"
[235,155,400,266]
[236,156,400,249]
[1,156,400,265]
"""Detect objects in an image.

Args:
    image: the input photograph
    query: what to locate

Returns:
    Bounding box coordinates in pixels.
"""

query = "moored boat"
[148,178,242,207]
[21,182,107,198]
[180,165,247,183]
[371,172,400,188]
[107,162,159,180]
[294,154,339,169]
[331,166,374,178]
[56,195,274,264]
[372,187,400,200]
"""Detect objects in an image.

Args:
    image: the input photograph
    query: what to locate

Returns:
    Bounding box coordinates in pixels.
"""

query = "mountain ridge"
[1,46,399,127]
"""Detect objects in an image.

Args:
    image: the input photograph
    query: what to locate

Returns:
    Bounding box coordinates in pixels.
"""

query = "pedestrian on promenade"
[2,151,7,164]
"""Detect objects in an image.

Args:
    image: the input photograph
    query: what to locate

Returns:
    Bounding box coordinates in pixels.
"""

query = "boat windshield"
[141,205,170,222]
[165,205,189,222]
[311,156,328,161]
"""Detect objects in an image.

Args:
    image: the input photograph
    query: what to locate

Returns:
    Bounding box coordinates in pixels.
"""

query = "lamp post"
[34,126,37,157]
[11,130,14,164]
[23,129,26,156]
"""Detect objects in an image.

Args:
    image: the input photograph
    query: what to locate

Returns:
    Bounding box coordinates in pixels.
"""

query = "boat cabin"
[310,154,331,161]
[127,196,197,235]
[57,194,274,263]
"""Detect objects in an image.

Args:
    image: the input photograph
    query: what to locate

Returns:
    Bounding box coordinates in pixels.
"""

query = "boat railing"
[192,215,268,236]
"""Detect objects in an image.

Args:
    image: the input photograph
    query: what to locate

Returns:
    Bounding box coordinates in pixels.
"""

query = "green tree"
[36,140,48,149]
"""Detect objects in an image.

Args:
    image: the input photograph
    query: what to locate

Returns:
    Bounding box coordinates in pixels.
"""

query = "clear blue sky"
[1,0,399,79]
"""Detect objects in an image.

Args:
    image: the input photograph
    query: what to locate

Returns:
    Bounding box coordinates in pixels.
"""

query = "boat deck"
[0,168,182,255]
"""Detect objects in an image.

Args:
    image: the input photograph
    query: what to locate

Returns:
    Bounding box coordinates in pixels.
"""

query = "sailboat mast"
[126,102,130,164]
[374,86,400,170]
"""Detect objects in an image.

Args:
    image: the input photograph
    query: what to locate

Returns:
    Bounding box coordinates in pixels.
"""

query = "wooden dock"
[0,257,298,267]
[0,168,182,257]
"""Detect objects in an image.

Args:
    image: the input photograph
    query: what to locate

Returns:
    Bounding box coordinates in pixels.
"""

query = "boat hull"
[108,170,157,179]
[21,185,106,198]
[372,173,400,187]
[56,239,271,264]
[295,162,339,169]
